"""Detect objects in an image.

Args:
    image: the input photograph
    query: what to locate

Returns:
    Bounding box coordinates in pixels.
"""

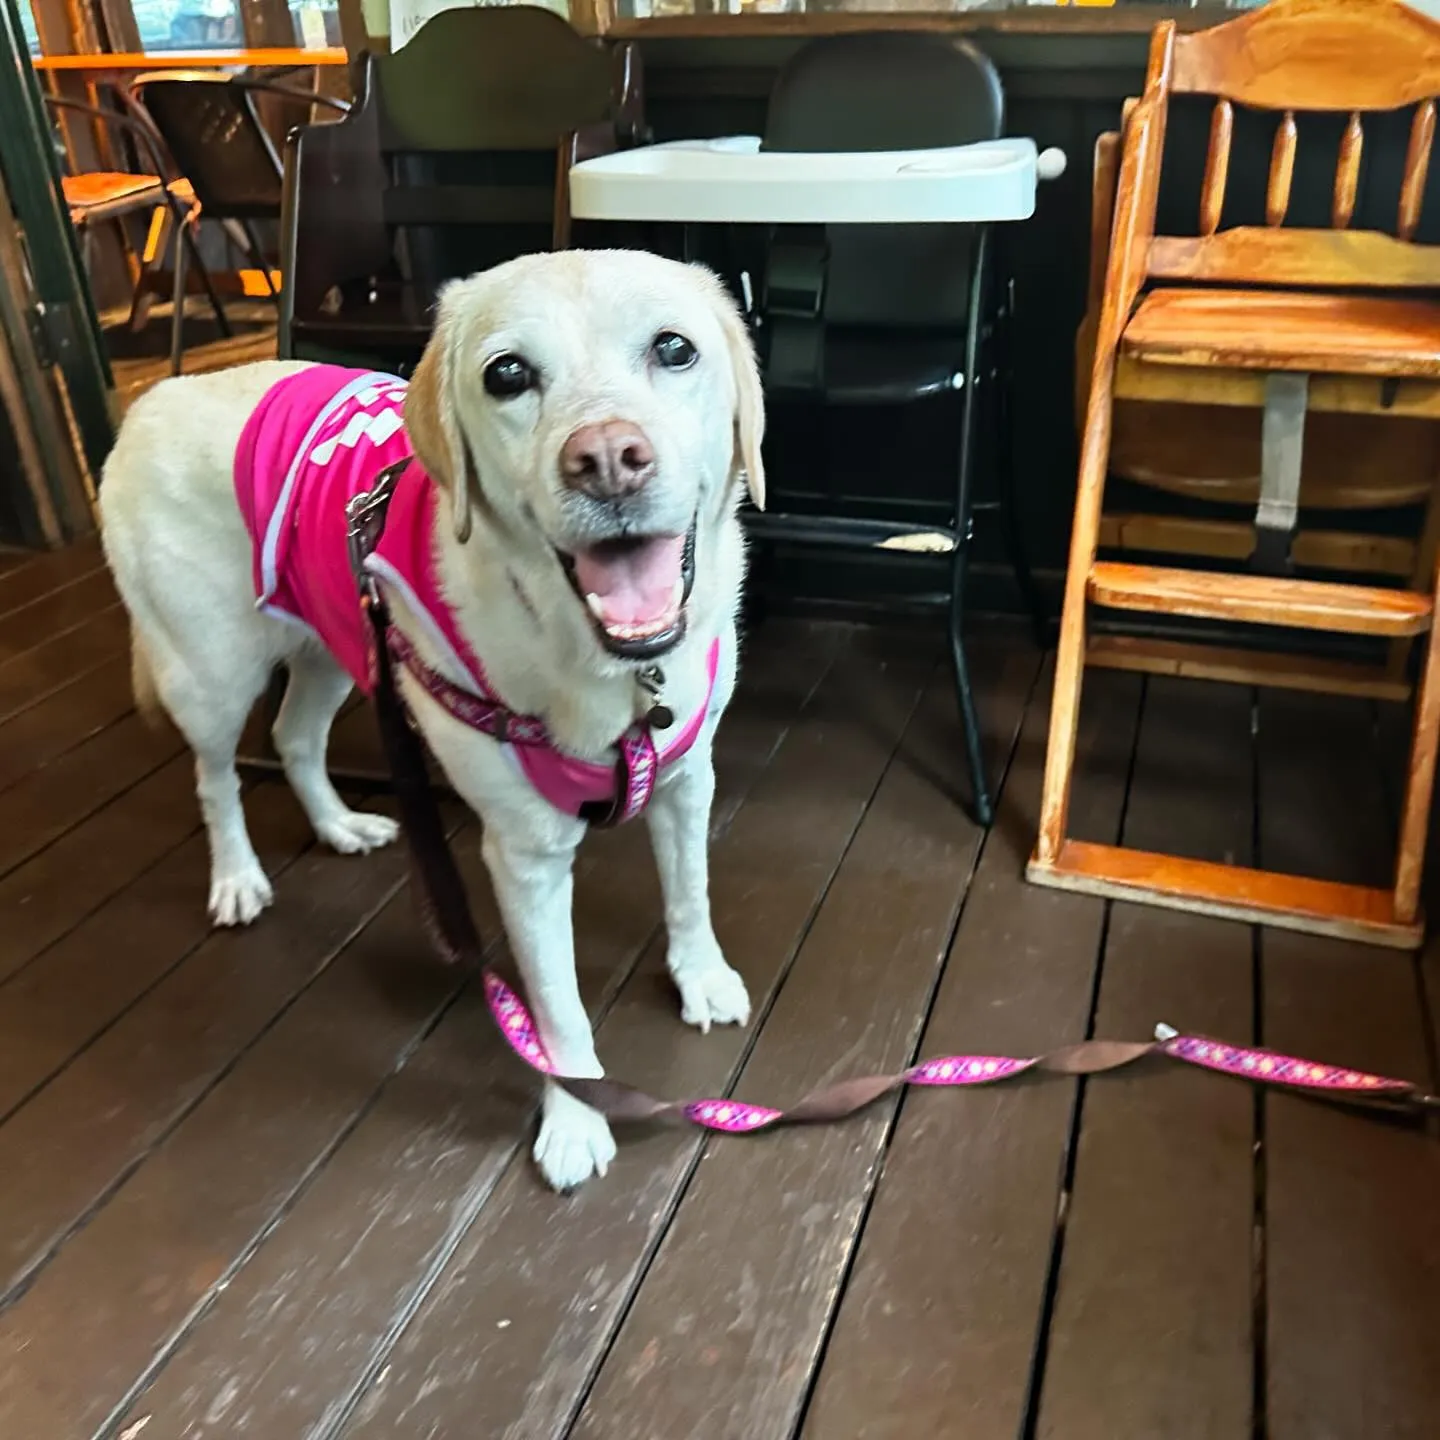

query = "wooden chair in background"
[43,92,217,377]
[1028,0,1440,947]
[278,5,644,374]
[126,71,351,324]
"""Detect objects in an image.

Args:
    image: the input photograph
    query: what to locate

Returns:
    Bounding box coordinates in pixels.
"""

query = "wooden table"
[33,47,347,79]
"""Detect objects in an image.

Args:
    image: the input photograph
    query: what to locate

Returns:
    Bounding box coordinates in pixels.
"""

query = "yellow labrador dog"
[99,250,765,1190]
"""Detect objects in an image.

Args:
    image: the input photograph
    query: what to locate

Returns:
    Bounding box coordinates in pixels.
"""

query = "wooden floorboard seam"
[559,641,1036,1440]
[0,792,208,996]
[0,808,447,1318]
[0,665,136,799]
[0,695,371,996]
[1257,688,1440,1439]
[1014,671,1150,1440]
[0,572,118,662]
[0,601,125,678]
[308,944,653,1440]
[308,830,704,1440]
[0,538,105,617]
[0,605,130,726]
[0,756,204,987]
[0,559,110,626]
[1363,697,1440,1093]
[0,728,185,884]
[94,962,478,1440]
[788,647,1047,1440]
[0,786,311,1126]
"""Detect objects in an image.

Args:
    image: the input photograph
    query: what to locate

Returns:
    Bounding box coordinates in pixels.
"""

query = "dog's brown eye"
[652,332,697,371]
[484,353,537,399]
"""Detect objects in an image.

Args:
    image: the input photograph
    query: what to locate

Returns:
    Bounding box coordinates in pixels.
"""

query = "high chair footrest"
[1087,562,1433,638]
[1027,841,1422,949]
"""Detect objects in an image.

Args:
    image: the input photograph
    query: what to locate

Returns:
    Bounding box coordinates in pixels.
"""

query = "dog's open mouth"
[559,525,695,660]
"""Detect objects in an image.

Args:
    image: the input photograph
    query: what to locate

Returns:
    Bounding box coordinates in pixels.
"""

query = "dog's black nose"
[560,421,656,501]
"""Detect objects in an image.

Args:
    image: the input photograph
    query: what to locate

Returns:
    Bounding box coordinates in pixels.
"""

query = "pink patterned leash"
[348,478,1439,1138]
[484,972,1440,1132]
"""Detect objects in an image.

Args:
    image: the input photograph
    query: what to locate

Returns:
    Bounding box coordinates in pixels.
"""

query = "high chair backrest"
[1078,115,1440,537]
[762,32,1003,329]
[1136,0,1440,294]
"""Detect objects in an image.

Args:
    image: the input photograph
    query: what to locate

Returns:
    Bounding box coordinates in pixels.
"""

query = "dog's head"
[404,250,764,662]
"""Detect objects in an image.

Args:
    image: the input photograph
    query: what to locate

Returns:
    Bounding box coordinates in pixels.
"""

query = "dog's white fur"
[98,250,765,1191]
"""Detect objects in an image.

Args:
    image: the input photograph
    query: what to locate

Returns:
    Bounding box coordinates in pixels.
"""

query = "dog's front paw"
[534,1083,616,1192]
[315,809,400,855]
[208,863,274,927]
[672,952,751,1035]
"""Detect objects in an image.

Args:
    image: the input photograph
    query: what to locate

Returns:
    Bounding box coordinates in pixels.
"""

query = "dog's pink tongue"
[572,535,685,629]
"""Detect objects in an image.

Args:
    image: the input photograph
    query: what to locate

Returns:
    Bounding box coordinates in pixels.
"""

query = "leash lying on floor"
[350,477,1440,1138]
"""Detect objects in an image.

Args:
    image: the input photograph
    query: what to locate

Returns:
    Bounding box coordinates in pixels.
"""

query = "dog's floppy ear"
[406,299,477,543]
[711,284,766,512]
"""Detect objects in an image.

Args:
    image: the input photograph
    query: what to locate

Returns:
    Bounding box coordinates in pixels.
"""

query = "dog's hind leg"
[147,637,276,926]
[272,644,399,854]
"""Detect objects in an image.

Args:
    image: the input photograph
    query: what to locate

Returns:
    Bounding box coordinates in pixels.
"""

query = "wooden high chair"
[1028,0,1440,948]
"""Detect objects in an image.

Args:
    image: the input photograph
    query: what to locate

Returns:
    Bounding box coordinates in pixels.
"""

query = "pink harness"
[234,365,719,823]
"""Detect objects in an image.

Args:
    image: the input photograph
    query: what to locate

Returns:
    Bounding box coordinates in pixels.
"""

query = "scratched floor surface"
[0,541,1435,1440]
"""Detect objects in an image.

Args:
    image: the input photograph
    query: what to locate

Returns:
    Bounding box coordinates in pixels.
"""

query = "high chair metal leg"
[950,229,993,827]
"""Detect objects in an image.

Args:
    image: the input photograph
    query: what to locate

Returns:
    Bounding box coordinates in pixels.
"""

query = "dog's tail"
[130,630,163,726]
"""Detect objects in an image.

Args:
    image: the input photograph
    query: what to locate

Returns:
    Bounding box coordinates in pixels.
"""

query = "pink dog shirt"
[234,365,718,819]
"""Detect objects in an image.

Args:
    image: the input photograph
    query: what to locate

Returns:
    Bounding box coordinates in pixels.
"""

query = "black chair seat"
[767,328,967,405]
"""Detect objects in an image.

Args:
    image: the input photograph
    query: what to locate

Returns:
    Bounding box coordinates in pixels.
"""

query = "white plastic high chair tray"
[568,135,1047,226]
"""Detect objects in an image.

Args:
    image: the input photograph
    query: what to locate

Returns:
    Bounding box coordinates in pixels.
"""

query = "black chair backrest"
[370,6,620,294]
[763,33,1004,329]
[133,76,283,220]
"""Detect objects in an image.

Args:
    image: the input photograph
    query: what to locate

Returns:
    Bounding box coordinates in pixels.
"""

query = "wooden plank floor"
[107,306,279,416]
[0,549,1436,1440]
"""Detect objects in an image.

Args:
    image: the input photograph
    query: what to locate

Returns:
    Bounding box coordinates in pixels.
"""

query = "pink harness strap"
[234,364,720,823]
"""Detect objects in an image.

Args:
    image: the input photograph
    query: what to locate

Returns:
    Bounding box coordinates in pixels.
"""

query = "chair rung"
[1027,840,1421,949]
[1088,562,1432,638]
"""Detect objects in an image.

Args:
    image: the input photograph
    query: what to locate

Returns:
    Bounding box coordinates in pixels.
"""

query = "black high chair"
[743,32,1045,827]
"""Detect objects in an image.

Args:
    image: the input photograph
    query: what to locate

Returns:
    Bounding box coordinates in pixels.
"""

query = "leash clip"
[346,458,411,604]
